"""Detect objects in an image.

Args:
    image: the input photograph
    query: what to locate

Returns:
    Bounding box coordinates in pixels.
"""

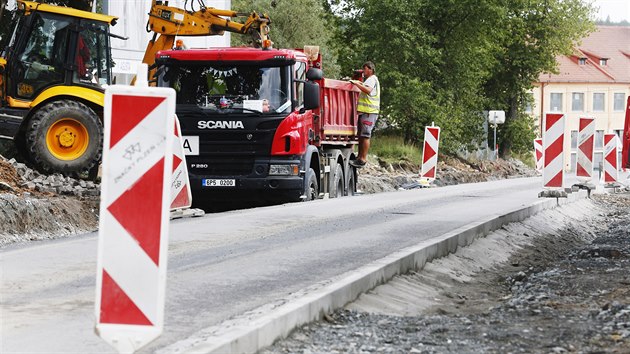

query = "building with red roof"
[531,25,630,172]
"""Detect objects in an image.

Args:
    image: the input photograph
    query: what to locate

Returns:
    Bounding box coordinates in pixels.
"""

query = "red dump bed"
[314,78,360,146]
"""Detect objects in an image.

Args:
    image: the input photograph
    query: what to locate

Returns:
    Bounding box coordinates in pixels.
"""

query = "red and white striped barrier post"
[171,115,193,211]
[95,67,176,352]
[576,117,595,182]
[420,125,441,181]
[603,133,619,185]
[533,138,543,173]
[542,113,565,190]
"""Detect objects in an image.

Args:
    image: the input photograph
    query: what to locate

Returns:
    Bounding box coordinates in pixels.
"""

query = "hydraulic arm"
[142,0,271,79]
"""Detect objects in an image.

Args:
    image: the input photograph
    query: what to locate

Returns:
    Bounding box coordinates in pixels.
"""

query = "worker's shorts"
[358,113,378,138]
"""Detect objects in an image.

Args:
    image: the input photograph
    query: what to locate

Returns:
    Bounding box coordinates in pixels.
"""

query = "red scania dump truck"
[154,46,361,206]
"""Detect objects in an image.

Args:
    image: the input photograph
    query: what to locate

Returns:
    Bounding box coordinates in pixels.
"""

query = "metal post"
[493,124,497,161]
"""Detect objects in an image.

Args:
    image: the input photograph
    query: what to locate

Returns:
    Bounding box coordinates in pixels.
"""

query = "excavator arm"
[142,0,271,81]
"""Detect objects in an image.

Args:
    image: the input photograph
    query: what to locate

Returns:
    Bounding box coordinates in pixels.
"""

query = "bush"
[370,132,422,165]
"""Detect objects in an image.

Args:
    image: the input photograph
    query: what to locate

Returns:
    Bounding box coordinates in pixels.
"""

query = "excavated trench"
[262,193,630,353]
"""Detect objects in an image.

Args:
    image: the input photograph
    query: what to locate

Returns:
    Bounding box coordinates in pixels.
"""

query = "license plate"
[202,179,236,187]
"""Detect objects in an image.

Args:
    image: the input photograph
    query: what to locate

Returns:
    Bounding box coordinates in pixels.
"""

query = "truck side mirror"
[306,68,323,81]
[304,81,320,110]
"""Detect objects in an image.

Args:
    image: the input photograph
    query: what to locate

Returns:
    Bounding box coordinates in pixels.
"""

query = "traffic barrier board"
[420,126,440,180]
[533,138,543,173]
[95,84,176,353]
[542,113,565,189]
[171,115,192,210]
[576,117,595,180]
[603,133,619,184]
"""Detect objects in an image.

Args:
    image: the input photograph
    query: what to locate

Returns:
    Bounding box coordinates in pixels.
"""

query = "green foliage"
[232,0,340,77]
[370,132,422,165]
[331,0,595,158]
[498,112,537,157]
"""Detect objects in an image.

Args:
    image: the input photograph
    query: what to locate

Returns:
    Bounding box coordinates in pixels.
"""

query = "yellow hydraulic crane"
[142,0,272,80]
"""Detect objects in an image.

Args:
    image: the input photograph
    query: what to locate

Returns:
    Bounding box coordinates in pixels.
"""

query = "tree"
[484,0,595,158]
[232,0,340,77]
[331,0,506,153]
[331,0,595,157]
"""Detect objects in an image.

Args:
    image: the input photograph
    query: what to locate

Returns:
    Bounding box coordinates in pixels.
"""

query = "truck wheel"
[303,168,318,201]
[330,163,344,198]
[346,166,357,196]
[25,100,102,175]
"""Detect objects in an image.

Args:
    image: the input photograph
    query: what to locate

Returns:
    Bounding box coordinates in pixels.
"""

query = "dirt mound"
[0,155,100,248]
[357,154,537,194]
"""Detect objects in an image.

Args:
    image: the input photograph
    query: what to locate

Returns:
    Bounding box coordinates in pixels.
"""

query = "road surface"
[1,177,545,352]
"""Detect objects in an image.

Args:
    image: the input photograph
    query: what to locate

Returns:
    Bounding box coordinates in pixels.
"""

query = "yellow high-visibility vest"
[357,76,380,114]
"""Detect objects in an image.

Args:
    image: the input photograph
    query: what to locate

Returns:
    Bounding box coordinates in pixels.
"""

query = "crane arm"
[141,0,271,81]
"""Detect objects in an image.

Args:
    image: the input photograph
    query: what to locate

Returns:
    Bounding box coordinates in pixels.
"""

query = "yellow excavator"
[0,0,270,177]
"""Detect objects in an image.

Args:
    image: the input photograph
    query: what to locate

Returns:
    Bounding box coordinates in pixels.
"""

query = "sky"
[592,0,630,22]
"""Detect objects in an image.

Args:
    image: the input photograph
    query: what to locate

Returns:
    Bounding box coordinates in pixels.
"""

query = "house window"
[593,93,605,112]
[550,93,563,112]
[600,58,608,66]
[578,58,587,65]
[614,93,625,111]
[524,92,534,113]
[571,92,584,111]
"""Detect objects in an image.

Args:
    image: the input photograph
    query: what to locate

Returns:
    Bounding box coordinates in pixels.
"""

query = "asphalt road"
[1,177,545,353]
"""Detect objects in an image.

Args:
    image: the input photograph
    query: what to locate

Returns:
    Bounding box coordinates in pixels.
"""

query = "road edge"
[160,191,587,354]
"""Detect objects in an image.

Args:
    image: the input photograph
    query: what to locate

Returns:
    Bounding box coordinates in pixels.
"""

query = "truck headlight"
[269,164,299,176]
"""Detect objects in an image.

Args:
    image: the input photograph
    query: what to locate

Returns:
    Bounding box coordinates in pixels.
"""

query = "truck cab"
[156,47,329,206]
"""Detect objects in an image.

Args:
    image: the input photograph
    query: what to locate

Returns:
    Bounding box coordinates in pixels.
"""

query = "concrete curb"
[161,191,586,354]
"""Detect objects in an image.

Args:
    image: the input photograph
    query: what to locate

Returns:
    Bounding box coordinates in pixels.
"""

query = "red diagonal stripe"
[536,150,542,161]
[604,134,615,145]
[579,136,594,158]
[545,113,563,132]
[544,137,564,167]
[108,158,165,265]
[576,163,589,177]
[100,270,152,325]
[171,185,190,209]
[579,118,593,131]
[604,171,616,183]
[423,142,436,163]
[545,171,563,188]
[110,95,166,148]
[172,155,182,172]
[605,151,617,166]
[428,128,439,140]
[422,167,436,178]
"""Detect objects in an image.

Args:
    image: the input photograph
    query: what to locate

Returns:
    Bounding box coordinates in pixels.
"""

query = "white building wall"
[105,0,231,84]
[531,83,630,172]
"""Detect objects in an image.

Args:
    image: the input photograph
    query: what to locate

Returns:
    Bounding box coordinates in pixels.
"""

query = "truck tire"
[303,168,318,201]
[330,163,344,198]
[25,100,102,175]
[346,166,357,196]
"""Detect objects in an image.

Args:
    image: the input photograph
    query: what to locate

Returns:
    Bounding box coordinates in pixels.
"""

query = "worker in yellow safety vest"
[349,61,380,168]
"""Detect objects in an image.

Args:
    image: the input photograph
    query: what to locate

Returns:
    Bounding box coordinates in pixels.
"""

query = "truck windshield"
[159,63,291,115]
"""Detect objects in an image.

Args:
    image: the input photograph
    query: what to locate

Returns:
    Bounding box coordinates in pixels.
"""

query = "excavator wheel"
[24,100,102,175]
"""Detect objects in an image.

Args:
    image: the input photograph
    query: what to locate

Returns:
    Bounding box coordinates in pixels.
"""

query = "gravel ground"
[261,193,630,354]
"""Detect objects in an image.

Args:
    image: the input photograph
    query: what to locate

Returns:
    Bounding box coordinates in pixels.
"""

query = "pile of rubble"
[0,155,100,248]
[357,154,538,193]
[0,156,100,197]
